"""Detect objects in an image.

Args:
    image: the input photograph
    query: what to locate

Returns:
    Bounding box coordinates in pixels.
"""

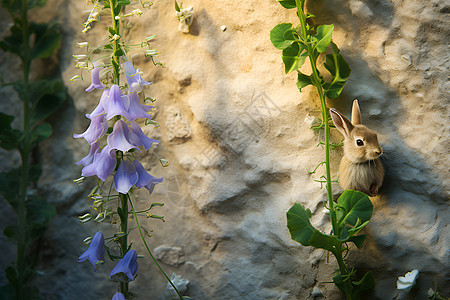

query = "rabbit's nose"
[375,150,382,155]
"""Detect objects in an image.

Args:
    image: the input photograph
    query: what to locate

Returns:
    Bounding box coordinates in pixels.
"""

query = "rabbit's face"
[344,125,383,163]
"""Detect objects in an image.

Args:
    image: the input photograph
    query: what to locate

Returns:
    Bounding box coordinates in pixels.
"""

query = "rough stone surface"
[0,0,448,300]
[154,245,186,267]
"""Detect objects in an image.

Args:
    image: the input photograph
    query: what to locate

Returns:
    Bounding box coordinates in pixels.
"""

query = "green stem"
[295,0,352,298]
[110,0,120,85]
[128,195,184,300]
[119,192,129,297]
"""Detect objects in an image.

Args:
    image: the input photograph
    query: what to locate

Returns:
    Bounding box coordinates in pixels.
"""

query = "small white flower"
[396,269,419,293]
[112,34,120,40]
[115,15,120,20]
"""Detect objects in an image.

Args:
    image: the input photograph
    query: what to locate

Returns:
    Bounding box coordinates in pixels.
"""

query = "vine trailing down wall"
[271,0,376,299]
[71,0,188,299]
[0,0,65,298]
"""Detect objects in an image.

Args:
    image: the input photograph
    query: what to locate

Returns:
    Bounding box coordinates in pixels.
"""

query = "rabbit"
[329,100,384,196]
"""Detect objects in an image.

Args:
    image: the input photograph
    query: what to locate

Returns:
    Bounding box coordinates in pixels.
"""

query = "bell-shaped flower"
[106,85,131,120]
[77,231,105,271]
[86,88,109,120]
[107,120,140,153]
[85,61,106,92]
[110,249,139,282]
[123,61,151,93]
[73,115,108,144]
[114,159,138,194]
[112,292,126,300]
[129,121,159,150]
[82,144,116,181]
[76,141,100,166]
[126,92,153,121]
[133,160,163,194]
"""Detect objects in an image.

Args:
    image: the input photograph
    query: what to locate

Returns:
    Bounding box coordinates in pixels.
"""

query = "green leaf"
[0,168,21,209]
[286,203,340,253]
[336,190,373,228]
[117,0,131,5]
[30,22,61,60]
[175,0,180,12]
[296,72,312,91]
[270,23,295,50]
[323,45,351,99]
[313,24,334,53]
[333,273,346,293]
[114,48,124,57]
[278,0,297,9]
[0,25,23,57]
[0,113,22,150]
[282,42,307,74]
[352,271,375,296]
[108,26,116,36]
[29,165,43,185]
[31,79,66,122]
[26,196,56,242]
[30,123,52,146]
[348,234,366,248]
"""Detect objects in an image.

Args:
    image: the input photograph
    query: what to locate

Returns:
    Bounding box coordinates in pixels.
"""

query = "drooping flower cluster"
[74,60,162,195]
[78,232,139,283]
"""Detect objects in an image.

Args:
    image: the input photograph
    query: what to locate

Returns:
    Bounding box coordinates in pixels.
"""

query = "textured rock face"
[0,0,448,299]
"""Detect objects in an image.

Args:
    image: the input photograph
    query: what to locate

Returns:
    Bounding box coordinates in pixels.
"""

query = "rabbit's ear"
[330,108,354,137]
[351,99,362,125]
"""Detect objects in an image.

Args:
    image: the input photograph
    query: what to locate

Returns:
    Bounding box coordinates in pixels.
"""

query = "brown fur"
[330,100,384,196]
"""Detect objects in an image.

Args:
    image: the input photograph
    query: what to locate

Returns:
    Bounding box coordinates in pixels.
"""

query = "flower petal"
[73,115,108,144]
[106,85,130,120]
[85,62,105,92]
[76,141,100,166]
[123,61,152,93]
[112,293,126,300]
[129,121,159,150]
[133,160,163,189]
[114,160,138,194]
[81,145,116,181]
[77,231,105,271]
[86,89,109,119]
[127,92,152,121]
[107,120,140,153]
[110,249,139,282]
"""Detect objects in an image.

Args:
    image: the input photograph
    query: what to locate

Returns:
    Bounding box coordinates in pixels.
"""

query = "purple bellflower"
[112,292,126,300]
[114,159,139,194]
[110,249,139,282]
[81,144,116,181]
[85,61,106,92]
[126,92,153,121]
[106,85,131,121]
[107,120,140,153]
[86,88,109,119]
[73,115,108,144]
[76,141,100,166]
[123,61,151,93]
[78,231,105,271]
[133,160,163,194]
[129,121,159,150]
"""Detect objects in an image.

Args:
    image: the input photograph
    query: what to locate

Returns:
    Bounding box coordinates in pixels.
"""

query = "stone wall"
[0,0,448,299]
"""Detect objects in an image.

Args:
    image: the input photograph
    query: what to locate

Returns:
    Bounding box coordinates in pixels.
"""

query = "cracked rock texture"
[0,0,448,299]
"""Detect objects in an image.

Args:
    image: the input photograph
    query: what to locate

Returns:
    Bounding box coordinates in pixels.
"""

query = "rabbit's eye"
[356,139,364,146]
